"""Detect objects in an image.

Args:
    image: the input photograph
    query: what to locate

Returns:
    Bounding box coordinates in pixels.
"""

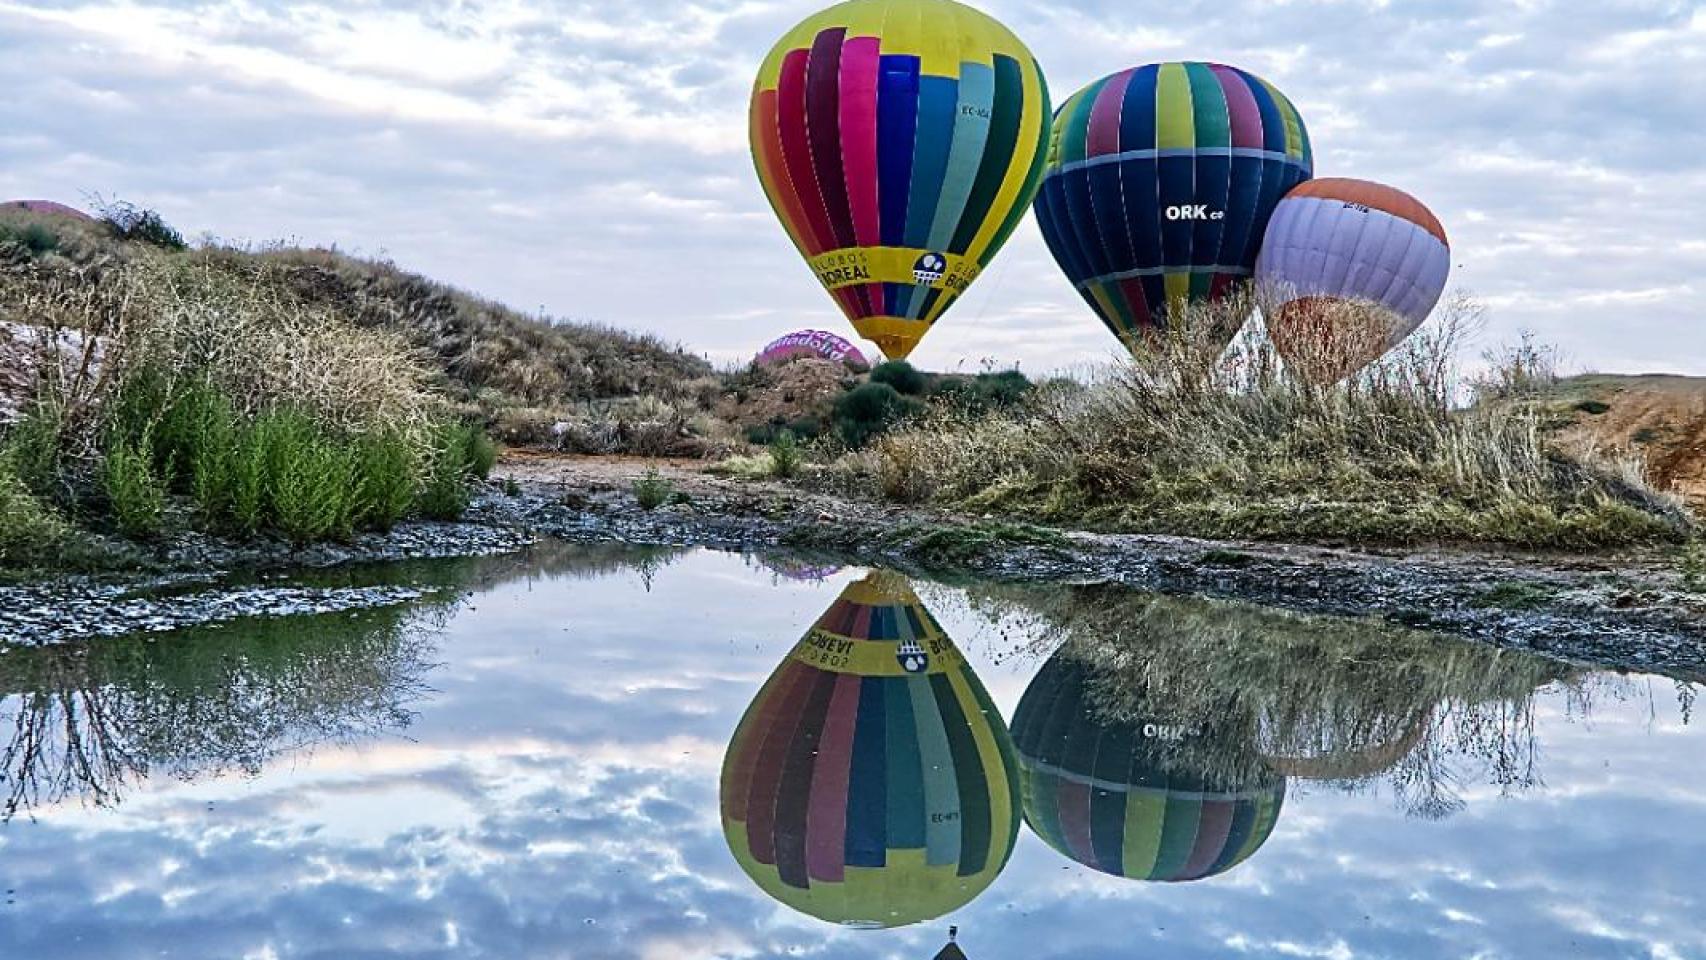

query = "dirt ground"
[1555,374,1706,507]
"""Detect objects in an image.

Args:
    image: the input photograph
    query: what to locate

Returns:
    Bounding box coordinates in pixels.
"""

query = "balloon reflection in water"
[720,571,1019,927]
[1010,653,1284,882]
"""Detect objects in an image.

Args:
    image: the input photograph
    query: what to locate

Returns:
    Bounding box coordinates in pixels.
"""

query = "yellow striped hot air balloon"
[720,571,1020,927]
[750,0,1051,361]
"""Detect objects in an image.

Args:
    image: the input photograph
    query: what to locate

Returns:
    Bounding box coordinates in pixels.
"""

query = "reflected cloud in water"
[0,544,1701,958]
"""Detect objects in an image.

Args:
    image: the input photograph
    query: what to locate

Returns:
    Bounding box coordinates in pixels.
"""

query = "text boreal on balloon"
[750,0,1051,361]
[1256,178,1451,381]
[1009,653,1285,882]
[720,571,1020,927]
[1033,62,1312,355]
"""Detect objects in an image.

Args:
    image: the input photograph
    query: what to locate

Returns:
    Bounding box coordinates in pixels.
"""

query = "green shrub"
[0,460,71,568]
[97,201,187,250]
[930,369,1034,412]
[3,402,66,500]
[462,425,499,479]
[0,221,60,257]
[353,430,417,531]
[870,360,926,396]
[225,422,269,536]
[768,430,803,479]
[417,424,474,521]
[258,411,358,543]
[834,382,923,448]
[101,439,166,538]
[633,469,674,510]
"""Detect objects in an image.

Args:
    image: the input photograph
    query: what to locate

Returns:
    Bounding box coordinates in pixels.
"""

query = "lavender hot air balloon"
[1255,178,1450,381]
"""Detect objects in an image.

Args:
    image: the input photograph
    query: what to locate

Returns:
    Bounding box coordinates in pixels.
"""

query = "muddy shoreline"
[4,455,1704,680]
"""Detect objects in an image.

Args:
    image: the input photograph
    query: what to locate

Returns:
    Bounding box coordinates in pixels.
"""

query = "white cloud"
[0,0,1700,375]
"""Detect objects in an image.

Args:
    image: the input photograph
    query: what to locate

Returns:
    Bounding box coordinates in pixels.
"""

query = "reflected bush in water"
[0,605,439,818]
[953,584,1643,820]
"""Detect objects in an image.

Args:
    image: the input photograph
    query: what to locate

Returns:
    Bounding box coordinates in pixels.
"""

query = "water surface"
[1,542,1701,959]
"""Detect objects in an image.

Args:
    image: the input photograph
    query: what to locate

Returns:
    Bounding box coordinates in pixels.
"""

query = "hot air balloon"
[720,571,1020,927]
[755,329,871,372]
[1033,62,1312,355]
[1008,654,1284,882]
[750,0,1051,361]
[1255,178,1451,381]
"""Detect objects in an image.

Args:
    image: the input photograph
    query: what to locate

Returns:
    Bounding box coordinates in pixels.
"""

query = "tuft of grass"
[258,411,359,545]
[825,295,1691,550]
[101,438,166,538]
[1469,580,1561,611]
[767,430,803,479]
[633,469,675,511]
[352,430,418,532]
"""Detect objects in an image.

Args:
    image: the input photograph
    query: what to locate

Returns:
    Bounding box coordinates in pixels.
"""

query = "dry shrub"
[832,293,1690,548]
[10,250,441,456]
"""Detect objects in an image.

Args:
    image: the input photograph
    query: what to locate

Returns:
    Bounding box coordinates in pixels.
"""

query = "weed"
[101,439,166,538]
[768,430,803,479]
[353,430,417,531]
[1684,539,1705,593]
[633,469,675,510]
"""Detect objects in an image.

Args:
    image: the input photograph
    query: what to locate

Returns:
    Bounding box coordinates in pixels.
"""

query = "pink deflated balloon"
[754,329,871,372]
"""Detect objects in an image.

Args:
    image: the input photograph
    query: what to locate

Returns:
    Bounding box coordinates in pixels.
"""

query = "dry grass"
[829,294,1691,548]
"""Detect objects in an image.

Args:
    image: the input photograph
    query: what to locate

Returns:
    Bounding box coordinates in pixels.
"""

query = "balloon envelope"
[1256,178,1451,381]
[750,0,1051,361]
[720,571,1020,927]
[1033,62,1312,354]
[1009,654,1284,882]
[755,329,871,372]
[0,200,93,222]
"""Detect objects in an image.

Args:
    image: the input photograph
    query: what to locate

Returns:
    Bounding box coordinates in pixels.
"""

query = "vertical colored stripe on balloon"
[844,676,889,868]
[932,672,992,876]
[1121,788,1168,879]
[925,62,992,252]
[952,662,1018,868]
[721,657,794,824]
[967,53,1031,258]
[1154,62,1196,150]
[1209,797,1260,875]
[1059,77,1113,282]
[1086,69,1135,274]
[806,28,855,249]
[910,674,962,867]
[1156,63,1196,276]
[1213,64,1265,275]
[884,675,926,849]
[838,34,883,314]
[1186,62,1231,272]
[755,90,821,255]
[778,48,840,256]
[744,660,818,865]
[1056,777,1096,865]
[876,52,921,314]
[805,672,862,883]
[773,668,839,888]
[1180,798,1235,880]
[1153,793,1203,880]
[1116,63,1161,287]
[897,73,958,318]
[963,62,1048,293]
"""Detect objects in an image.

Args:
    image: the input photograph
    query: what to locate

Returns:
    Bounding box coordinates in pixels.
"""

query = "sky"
[1,0,1703,376]
[2,547,1704,958]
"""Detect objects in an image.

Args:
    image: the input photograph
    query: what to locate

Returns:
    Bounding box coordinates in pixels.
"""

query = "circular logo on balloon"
[896,638,930,673]
[912,252,947,286]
